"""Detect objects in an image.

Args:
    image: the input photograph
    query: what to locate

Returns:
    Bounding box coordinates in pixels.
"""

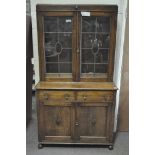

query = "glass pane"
[44,16,72,74]
[45,33,57,57]
[60,63,72,73]
[97,17,110,32]
[59,17,72,32]
[81,64,108,74]
[82,33,95,48]
[81,64,94,73]
[46,63,58,73]
[82,49,94,63]
[96,33,110,48]
[44,17,72,32]
[96,49,109,63]
[95,64,108,73]
[59,49,72,62]
[82,17,96,32]
[59,33,72,48]
[46,56,58,62]
[82,16,110,33]
[44,17,57,32]
[81,16,110,74]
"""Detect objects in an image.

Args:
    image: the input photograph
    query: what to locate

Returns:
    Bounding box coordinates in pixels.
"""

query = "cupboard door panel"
[37,100,74,143]
[44,106,71,136]
[76,103,112,143]
[78,106,107,136]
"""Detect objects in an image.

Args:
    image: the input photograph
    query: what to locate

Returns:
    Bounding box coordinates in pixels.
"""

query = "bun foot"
[108,145,113,150]
[38,143,43,149]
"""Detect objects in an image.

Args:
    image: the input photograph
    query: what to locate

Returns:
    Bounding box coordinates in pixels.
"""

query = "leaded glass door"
[37,10,117,82]
[79,12,116,81]
[44,16,72,74]
[37,12,76,81]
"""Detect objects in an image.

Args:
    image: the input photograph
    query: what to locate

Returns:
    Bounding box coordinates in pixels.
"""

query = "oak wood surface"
[37,5,118,12]
[36,82,117,90]
[36,90,116,144]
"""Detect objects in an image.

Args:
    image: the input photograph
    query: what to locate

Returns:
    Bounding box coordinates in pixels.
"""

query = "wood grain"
[36,82,117,90]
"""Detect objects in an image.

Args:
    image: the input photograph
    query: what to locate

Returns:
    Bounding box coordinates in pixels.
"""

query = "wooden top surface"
[36,4,118,12]
[35,82,117,90]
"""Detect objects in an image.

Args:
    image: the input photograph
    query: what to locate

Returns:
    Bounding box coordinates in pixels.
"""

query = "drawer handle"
[75,122,79,126]
[83,95,87,101]
[56,117,62,125]
[64,94,70,100]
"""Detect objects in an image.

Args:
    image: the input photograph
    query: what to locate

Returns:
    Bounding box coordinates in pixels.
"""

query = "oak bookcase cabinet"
[36,5,118,150]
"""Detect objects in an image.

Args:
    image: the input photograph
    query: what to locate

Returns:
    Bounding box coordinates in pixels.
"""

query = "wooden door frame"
[78,12,117,82]
[37,11,77,82]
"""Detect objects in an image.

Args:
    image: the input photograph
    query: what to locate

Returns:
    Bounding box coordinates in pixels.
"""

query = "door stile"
[72,12,77,81]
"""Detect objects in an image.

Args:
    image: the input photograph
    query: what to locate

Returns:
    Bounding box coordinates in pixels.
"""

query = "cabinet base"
[38,142,114,150]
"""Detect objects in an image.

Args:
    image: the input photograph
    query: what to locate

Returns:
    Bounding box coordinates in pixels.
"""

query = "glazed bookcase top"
[36,5,118,12]
[37,5,117,82]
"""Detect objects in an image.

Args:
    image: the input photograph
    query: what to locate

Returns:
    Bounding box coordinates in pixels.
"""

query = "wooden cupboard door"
[37,101,73,143]
[76,102,113,144]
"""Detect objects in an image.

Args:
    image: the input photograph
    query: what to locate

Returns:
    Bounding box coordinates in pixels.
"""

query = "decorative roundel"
[55,42,62,54]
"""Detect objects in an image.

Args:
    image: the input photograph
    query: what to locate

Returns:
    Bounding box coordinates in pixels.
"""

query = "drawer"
[77,91,114,102]
[38,91,75,104]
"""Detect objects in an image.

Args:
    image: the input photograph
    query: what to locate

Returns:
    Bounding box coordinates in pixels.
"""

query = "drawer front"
[38,91,75,105]
[77,91,114,102]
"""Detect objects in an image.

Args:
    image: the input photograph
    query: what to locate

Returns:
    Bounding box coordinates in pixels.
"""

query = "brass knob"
[83,95,87,101]
[56,118,61,125]
[75,122,79,126]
